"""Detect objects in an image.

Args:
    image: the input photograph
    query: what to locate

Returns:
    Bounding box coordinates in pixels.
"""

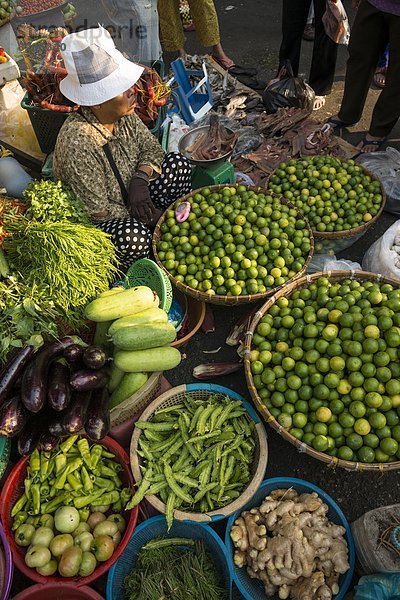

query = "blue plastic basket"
[225,477,355,600]
[106,515,232,600]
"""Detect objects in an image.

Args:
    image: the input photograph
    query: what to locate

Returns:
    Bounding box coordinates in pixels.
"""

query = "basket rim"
[152,184,315,306]
[224,476,356,600]
[268,161,387,240]
[106,514,233,598]
[244,269,400,472]
[130,383,268,523]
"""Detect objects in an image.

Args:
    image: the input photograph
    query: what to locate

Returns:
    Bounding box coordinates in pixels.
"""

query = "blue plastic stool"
[170,58,213,124]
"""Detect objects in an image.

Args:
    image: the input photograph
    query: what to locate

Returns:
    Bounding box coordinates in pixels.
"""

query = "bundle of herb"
[23,179,90,225]
[124,537,227,600]
[0,275,60,364]
[4,219,117,326]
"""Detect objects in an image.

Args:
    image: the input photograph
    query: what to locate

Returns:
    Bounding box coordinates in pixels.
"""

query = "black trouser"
[279,0,338,95]
[338,0,400,137]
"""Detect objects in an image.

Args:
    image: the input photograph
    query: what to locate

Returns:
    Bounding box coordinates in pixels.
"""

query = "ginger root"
[230,488,350,599]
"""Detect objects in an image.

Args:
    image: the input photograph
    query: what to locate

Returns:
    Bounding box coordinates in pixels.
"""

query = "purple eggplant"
[48,415,66,437]
[21,337,79,413]
[18,420,42,455]
[64,344,84,365]
[47,361,71,412]
[70,369,109,392]
[83,346,108,370]
[84,387,110,441]
[38,433,59,452]
[0,395,27,438]
[62,392,91,434]
[0,346,35,406]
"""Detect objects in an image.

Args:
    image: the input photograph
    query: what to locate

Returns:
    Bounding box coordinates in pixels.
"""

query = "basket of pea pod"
[130,383,269,527]
[0,435,138,585]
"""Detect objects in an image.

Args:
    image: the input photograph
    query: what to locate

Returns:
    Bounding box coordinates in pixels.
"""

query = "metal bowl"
[179,125,236,168]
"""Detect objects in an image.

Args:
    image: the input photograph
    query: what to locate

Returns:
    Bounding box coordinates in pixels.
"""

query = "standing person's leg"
[158,0,186,53]
[278,0,311,76]
[309,0,338,99]
[368,14,400,141]
[150,152,192,209]
[188,0,233,66]
[337,2,386,125]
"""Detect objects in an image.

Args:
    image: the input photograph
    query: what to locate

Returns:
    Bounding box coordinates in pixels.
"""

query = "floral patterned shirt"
[53,107,164,221]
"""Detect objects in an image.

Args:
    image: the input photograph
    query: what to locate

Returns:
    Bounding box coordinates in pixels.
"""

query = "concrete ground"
[7,1,400,596]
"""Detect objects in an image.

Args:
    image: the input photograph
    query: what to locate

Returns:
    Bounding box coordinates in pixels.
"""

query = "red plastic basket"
[12,583,104,600]
[0,436,138,586]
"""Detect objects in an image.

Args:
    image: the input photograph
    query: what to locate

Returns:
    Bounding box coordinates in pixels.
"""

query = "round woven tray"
[152,184,315,306]
[244,270,400,472]
[130,383,268,523]
[110,371,162,428]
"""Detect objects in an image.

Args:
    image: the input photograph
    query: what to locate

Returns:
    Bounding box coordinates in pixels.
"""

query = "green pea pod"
[186,430,221,445]
[143,429,164,442]
[196,404,215,436]
[146,481,168,495]
[163,438,184,462]
[125,468,153,509]
[209,406,224,432]
[12,511,28,531]
[163,463,192,504]
[189,405,203,432]
[193,483,218,504]
[11,494,28,518]
[60,435,79,454]
[173,473,198,488]
[135,421,175,432]
[199,462,213,488]
[166,492,176,531]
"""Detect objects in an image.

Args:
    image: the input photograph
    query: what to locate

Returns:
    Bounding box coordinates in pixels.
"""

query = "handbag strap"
[102,143,129,207]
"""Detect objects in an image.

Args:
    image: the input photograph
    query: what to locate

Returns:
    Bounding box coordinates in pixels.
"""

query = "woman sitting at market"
[53,27,192,270]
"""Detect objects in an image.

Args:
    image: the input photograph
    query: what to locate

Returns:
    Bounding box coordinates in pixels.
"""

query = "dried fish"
[193,362,243,380]
[187,114,238,161]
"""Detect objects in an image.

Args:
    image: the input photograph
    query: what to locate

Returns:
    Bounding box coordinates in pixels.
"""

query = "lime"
[330,356,345,372]
[339,412,355,428]
[365,392,383,408]
[354,418,371,436]
[347,433,363,450]
[380,437,398,456]
[357,447,375,463]
[386,379,400,396]
[363,433,380,448]
[375,448,390,463]
[277,413,292,429]
[292,412,308,429]
[330,399,345,415]
[316,407,332,423]
[349,401,366,418]
[337,446,354,461]
[364,325,380,339]
[313,435,329,452]
[337,379,352,395]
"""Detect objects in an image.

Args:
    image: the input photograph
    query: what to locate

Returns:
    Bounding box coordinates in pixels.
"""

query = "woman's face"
[96,87,136,123]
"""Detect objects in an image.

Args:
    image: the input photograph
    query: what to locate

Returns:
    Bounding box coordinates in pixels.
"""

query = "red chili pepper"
[41,100,78,112]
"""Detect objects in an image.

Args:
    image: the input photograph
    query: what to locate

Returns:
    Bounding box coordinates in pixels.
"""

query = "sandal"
[356,136,388,154]
[325,116,357,132]
[373,66,387,89]
[211,55,257,76]
[313,95,326,111]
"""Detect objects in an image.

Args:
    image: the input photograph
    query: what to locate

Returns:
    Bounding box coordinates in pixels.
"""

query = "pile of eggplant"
[0,337,111,455]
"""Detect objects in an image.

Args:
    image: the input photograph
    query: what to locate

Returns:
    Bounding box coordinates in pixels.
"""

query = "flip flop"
[211,55,257,76]
[356,136,388,154]
[325,116,357,132]
[313,96,326,111]
[373,67,387,89]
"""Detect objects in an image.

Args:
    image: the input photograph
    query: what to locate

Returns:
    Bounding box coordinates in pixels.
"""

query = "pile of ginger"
[230,488,350,600]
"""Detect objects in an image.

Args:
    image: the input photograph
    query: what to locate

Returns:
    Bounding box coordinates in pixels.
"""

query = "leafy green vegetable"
[23,180,90,225]
[4,219,118,326]
[124,538,227,600]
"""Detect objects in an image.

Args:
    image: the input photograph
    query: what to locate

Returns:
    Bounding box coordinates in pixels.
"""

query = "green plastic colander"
[125,258,173,312]
[0,438,11,481]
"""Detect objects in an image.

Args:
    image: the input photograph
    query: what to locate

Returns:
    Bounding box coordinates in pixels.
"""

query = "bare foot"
[357,134,386,153]
[373,67,387,88]
[178,48,187,59]
[313,96,326,111]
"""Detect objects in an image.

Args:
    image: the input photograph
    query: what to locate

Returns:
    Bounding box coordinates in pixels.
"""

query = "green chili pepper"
[112,499,122,512]
[12,511,28,530]
[125,468,153,509]
[112,474,122,488]
[99,449,115,459]
[77,438,92,469]
[79,509,90,522]
[29,449,40,473]
[73,489,104,509]
[11,494,27,517]
[31,484,41,515]
[40,454,50,482]
[55,454,67,475]
[39,484,50,497]
[67,473,83,491]
[54,458,82,489]
[99,465,117,478]
[90,444,103,469]
[120,487,132,505]
[81,466,93,493]
[60,435,78,454]
[91,490,119,506]
[24,479,32,500]
[94,477,115,491]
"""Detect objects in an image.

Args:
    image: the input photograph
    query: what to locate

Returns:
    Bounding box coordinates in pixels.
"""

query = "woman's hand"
[128,175,162,226]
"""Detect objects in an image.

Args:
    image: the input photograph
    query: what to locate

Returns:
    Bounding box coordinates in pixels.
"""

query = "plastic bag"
[308,254,361,273]
[362,220,400,281]
[357,147,400,216]
[165,114,190,153]
[262,60,315,114]
[322,0,351,45]
[355,574,400,600]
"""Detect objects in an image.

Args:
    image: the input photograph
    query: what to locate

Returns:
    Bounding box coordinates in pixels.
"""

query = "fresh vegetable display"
[0,0,15,24]
[230,488,350,599]
[0,47,9,64]
[155,185,312,297]
[23,180,90,225]
[85,286,181,409]
[10,436,131,578]
[124,537,228,600]
[268,157,383,232]
[134,66,171,128]
[249,276,400,463]
[23,67,79,113]
[129,394,256,528]
[15,0,65,17]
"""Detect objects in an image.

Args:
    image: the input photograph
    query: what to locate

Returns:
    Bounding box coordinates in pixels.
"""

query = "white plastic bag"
[322,0,350,45]
[308,254,361,273]
[362,220,400,281]
[165,114,190,153]
[357,147,400,215]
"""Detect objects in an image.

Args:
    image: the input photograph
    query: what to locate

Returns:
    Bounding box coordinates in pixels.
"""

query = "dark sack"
[262,60,315,114]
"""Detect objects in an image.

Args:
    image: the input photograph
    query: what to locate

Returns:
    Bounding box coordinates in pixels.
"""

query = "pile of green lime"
[268,156,383,233]
[250,277,400,464]
[156,186,311,297]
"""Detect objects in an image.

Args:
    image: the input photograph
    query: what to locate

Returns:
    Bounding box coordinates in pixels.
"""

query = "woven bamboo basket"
[110,372,162,428]
[269,164,386,254]
[152,184,315,306]
[244,270,400,472]
[130,383,268,523]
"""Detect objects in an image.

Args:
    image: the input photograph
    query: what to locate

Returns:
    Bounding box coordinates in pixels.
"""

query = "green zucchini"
[109,372,148,408]
[114,347,181,373]
[108,307,168,336]
[85,286,159,322]
[108,362,125,393]
[93,320,113,350]
[112,323,176,351]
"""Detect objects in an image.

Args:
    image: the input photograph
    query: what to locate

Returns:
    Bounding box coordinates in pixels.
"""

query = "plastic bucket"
[12,583,104,599]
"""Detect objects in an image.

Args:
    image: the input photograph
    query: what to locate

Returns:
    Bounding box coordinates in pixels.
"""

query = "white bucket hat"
[59,26,144,106]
